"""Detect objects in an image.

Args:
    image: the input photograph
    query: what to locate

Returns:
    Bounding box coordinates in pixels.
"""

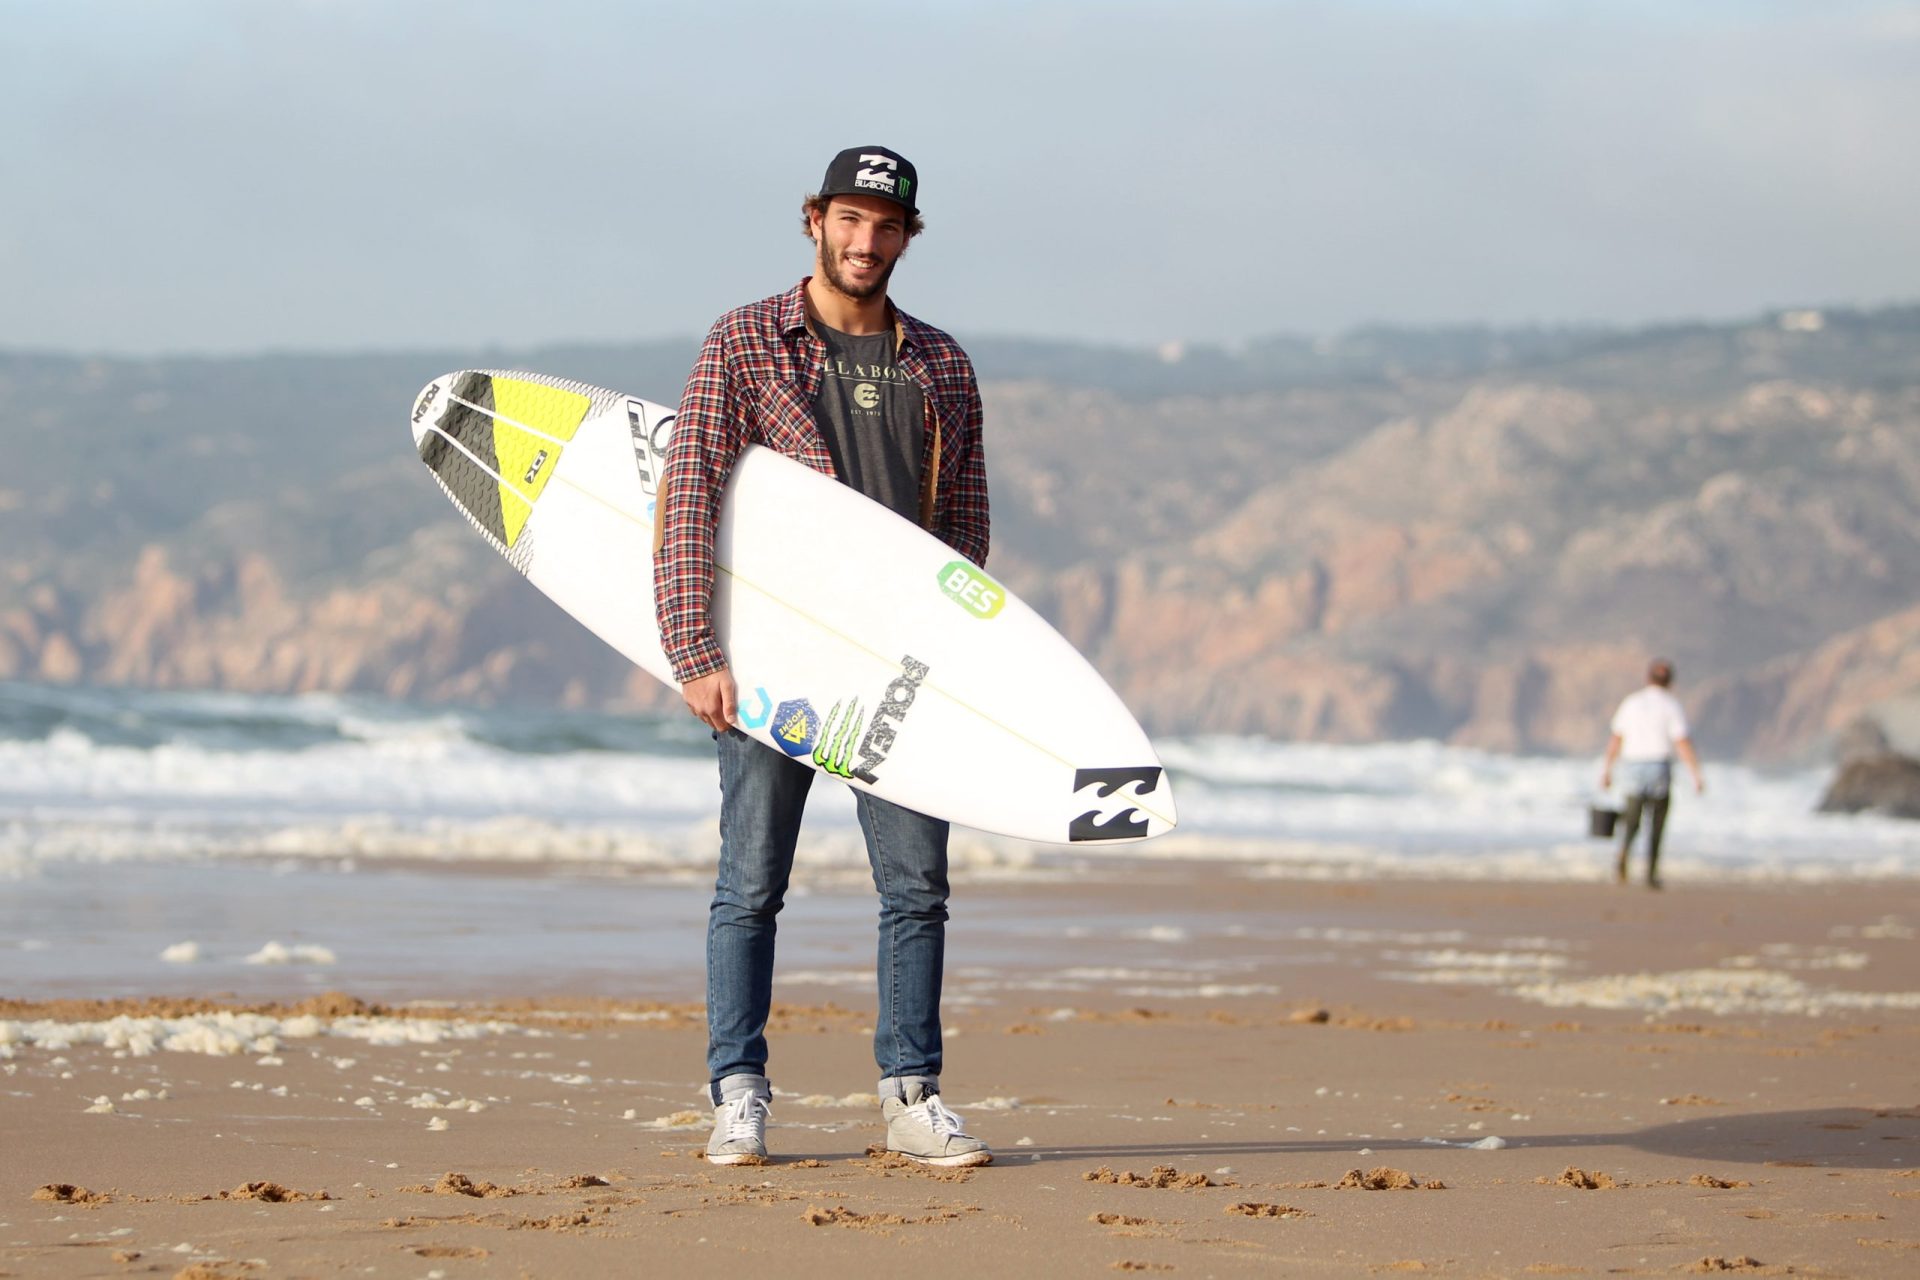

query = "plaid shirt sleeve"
[933,355,990,568]
[654,316,748,684]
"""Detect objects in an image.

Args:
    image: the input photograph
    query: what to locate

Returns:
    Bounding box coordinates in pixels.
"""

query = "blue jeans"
[706,727,950,1088]
[1617,758,1674,883]
[1619,759,1673,799]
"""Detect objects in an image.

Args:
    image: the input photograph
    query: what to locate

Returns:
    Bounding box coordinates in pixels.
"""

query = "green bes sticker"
[937,560,1004,619]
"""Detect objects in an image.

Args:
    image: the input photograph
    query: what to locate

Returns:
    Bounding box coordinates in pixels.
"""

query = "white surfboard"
[409,369,1175,844]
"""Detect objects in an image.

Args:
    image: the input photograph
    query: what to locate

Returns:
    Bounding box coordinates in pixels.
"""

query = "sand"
[3,873,1917,1277]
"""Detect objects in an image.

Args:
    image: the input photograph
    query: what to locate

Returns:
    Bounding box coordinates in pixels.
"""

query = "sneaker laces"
[720,1093,770,1142]
[906,1094,970,1138]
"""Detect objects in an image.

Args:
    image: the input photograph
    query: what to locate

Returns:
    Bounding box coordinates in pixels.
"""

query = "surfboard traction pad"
[414,369,617,575]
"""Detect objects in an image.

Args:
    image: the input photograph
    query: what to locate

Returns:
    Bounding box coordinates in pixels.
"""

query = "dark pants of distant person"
[1615,760,1672,886]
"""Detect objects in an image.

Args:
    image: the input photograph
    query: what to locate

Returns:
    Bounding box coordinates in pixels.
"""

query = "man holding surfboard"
[655,146,993,1167]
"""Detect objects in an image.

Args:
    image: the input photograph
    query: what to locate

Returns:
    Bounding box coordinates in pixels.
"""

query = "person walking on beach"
[1600,659,1706,889]
[653,146,992,1168]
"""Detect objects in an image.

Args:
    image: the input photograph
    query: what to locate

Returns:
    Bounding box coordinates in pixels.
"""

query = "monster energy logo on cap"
[818,145,920,215]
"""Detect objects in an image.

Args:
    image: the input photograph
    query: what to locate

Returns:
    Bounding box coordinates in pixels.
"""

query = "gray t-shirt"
[811,323,925,521]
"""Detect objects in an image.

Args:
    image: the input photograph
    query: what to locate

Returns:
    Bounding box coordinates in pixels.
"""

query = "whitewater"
[2,681,1914,883]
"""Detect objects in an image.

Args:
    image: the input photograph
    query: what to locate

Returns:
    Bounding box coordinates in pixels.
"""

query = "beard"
[819,238,899,301]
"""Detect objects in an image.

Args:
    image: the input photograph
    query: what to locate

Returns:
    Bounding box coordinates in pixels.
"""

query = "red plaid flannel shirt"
[653,279,991,684]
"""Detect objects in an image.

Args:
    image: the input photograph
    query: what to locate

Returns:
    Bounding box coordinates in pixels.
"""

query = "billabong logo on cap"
[856,153,899,196]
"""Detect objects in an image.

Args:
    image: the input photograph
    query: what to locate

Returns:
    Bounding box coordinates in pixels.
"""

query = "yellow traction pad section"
[490,378,591,546]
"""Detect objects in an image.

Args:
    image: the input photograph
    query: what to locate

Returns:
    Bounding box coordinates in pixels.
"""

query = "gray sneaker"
[883,1087,992,1167]
[707,1091,771,1165]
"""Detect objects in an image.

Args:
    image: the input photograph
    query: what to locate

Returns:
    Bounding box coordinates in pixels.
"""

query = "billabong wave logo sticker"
[740,687,771,729]
[771,699,820,756]
[1068,766,1164,841]
[937,560,1004,619]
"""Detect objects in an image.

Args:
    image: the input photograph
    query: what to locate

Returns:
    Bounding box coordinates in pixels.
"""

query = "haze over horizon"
[8,0,1920,356]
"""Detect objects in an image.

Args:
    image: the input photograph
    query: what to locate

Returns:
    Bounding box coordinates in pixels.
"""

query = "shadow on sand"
[975,1105,1920,1170]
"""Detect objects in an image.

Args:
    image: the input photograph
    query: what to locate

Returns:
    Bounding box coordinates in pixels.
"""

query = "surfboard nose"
[1141,762,1177,838]
[1150,774,1178,836]
[408,376,452,450]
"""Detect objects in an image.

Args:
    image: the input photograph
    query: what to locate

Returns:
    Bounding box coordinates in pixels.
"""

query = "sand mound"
[804,1205,907,1228]
[1337,1167,1442,1190]
[1083,1164,1213,1189]
[405,1172,519,1198]
[287,991,387,1019]
[213,1181,331,1202]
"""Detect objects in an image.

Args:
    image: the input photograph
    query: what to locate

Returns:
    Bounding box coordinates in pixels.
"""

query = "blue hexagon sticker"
[769,698,820,756]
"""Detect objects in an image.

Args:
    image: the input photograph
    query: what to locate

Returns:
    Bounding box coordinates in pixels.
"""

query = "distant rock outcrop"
[1818,749,1920,820]
[1832,715,1892,763]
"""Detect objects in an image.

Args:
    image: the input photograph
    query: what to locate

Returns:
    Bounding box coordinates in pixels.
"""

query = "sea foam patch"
[0,1012,528,1057]
[1508,968,1920,1017]
[244,941,338,965]
[1383,948,1574,985]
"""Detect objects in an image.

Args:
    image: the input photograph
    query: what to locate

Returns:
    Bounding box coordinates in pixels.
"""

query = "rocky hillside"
[4,310,1918,761]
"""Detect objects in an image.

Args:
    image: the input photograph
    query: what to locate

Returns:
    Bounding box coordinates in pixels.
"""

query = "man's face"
[811,195,909,302]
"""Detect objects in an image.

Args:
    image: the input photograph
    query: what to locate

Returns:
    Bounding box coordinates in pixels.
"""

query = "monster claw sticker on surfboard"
[814,698,863,778]
[409,369,1175,844]
[811,655,930,785]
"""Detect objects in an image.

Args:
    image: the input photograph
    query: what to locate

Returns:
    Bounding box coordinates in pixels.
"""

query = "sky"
[6,0,1920,354]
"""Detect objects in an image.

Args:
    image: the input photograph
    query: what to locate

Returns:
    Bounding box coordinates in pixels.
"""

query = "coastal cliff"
[5,309,1918,760]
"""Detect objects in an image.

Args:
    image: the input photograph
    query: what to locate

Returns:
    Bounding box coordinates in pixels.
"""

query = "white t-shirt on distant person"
[1611,686,1690,762]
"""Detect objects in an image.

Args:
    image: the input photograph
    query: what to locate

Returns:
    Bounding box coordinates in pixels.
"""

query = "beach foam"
[1508,968,1920,1017]
[3,682,1917,881]
[0,1012,530,1057]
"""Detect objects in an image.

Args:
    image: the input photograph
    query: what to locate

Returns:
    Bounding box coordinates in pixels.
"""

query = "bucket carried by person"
[1587,803,1619,838]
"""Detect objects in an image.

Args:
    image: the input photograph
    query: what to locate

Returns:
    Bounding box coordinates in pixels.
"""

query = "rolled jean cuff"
[710,1072,771,1107]
[878,1074,938,1102]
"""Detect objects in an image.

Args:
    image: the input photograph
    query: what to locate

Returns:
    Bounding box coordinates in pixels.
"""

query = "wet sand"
[4,873,1917,1277]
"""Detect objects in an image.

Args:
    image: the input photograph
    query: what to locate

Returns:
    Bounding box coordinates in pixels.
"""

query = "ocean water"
[2,680,1916,883]
[2,681,1915,1004]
